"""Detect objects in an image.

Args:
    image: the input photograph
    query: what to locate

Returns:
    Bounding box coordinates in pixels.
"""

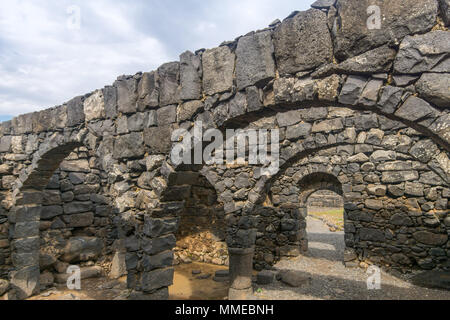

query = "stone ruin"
[0,0,449,300]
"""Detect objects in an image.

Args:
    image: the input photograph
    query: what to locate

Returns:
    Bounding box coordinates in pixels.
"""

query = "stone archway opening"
[303,189,346,264]
[297,172,347,265]
[10,143,126,300]
[160,171,230,300]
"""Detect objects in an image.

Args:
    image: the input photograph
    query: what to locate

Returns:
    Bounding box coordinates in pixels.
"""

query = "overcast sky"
[0,0,313,121]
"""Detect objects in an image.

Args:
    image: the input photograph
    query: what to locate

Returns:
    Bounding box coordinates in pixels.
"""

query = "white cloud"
[0,0,313,118]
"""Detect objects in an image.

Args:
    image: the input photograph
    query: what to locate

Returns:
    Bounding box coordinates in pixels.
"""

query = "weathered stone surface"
[104,85,118,119]
[158,62,180,106]
[63,212,94,228]
[377,86,404,114]
[382,171,419,183]
[333,0,438,60]
[390,213,413,226]
[440,0,450,25]
[316,45,397,77]
[394,31,450,74]
[415,73,450,108]
[178,100,203,122]
[413,231,448,246]
[274,77,315,103]
[359,228,385,242]
[0,279,9,296]
[359,79,383,107]
[409,139,439,163]
[395,96,439,122]
[117,77,138,114]
[84,90,105,122]
[179,51,202,101]
[113,132,145,159]
[61,237,103,263]
[202,46,235,95]
[144,126,174,153]
[236,30,276,90]
[10,266,40,299]
[315,75,341,101]
[157,105,177,125]
[138,71,159,109]
[338,76,368,105]
[273,9,333,74]
[110,252,127,279]
[312,119,344,133]
[311,0,335,9]
[286,123,312,140]
[141,268,174,293]
[66,96,85,127]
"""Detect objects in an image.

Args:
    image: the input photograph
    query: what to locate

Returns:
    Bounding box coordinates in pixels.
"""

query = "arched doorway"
[298,173,346,263]
[9,142,123,299]
[159,170,230,300]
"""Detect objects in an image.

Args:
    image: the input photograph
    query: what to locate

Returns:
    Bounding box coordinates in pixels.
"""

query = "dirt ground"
[29,262,229,301]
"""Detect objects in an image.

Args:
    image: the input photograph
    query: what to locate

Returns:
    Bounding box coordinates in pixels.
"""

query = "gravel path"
[254,216,450,300]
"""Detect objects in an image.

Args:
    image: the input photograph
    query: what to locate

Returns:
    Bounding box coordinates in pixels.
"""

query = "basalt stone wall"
[38,147,120,290]
[0,0,449,299]
[173,177,228,266]
[307,190,343,208]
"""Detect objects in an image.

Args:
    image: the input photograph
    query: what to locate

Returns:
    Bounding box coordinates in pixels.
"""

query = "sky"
[0,0,313,121]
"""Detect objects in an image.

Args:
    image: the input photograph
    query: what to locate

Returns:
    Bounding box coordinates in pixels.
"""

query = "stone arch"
[0,0,448,301]
[250,141,449,272]
[7,128,120,299]
[9,140,85,299]
[297,172,344,207]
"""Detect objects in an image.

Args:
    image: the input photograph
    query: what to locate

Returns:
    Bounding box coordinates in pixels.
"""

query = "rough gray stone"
[158,62,180,106]
[394,31,450,74]
[141,268,174,293]
[395,96,440,122]
[144,126,174,153]
[178,100,203,122]
[415,73,450,108]
[202,46,235,95]
[333,0,438,60]
[179,51,202,101]
[377,86,404,114]
[61,237,103,263]
[116,77,138,114]
[66,96,85,127]
[113,132,145,159]
[286,123,313,140]
[413,231,448,246]
[338,76,368,105]
[311,0,335,9]
[273,9,333,74]
[409,139,439,163]
[359,228,385,242]
[236,30,276,90]
[439,0,450,25]
[138,71,159,109]
[84,90,105,122]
